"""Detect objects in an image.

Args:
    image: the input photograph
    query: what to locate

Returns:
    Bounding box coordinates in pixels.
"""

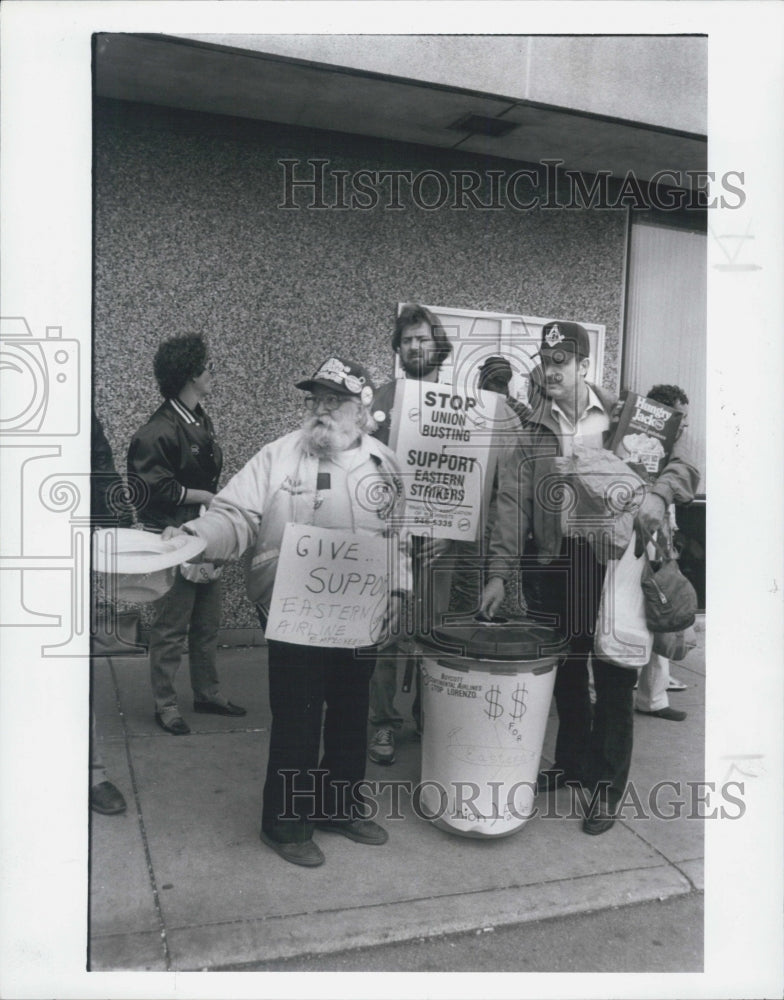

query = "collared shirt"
[550,384,609,457]
[550,385,610,538]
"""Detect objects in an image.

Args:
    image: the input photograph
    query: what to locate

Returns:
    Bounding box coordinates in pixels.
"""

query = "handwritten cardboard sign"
[265,523,391,648]
[389,379,502,541]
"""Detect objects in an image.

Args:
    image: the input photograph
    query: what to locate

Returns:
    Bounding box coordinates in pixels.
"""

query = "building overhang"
[94,33,707,187]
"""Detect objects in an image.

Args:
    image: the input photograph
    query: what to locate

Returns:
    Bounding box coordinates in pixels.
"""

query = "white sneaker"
[368,727,395,765]
[667,677,688,692]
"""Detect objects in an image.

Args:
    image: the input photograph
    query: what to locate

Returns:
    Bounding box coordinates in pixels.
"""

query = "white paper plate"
[92,527,206,575]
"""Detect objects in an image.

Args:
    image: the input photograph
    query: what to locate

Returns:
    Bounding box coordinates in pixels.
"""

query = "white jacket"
[185,429,411,614]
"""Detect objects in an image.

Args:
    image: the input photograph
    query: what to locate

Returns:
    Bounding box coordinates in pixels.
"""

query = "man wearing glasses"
[163,357,410,867]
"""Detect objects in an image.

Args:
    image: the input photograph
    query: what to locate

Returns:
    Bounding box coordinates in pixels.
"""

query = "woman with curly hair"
[127,334,246,734]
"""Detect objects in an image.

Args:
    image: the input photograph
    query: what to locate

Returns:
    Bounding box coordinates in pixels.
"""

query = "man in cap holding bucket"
[163,357,410,868]
[480,321,699,835]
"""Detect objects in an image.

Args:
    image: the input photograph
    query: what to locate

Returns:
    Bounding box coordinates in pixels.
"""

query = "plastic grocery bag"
[594,533,653,668]
[550,444,646,562]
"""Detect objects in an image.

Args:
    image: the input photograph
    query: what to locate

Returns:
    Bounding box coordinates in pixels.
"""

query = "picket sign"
[265,523,391,648]
[389,379,502,541]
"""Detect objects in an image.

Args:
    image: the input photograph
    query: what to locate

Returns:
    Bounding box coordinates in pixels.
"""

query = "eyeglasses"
[303,393,350,412]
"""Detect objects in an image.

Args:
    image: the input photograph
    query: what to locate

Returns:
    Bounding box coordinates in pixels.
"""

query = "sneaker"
[667,678,688,692]
[368,728,395,765]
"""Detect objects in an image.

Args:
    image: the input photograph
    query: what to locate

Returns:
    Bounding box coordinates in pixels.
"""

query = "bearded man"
[163,358,409,868]
[366,303,458,765]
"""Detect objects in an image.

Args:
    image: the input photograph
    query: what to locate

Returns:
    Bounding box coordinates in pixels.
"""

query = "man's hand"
[636,491,666,534]
[480,577,506,619]
[183,489,215,508]
[161,525,186,542]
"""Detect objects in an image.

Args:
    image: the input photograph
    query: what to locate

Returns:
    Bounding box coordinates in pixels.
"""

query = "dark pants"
[527,536,637,808]
[262,638,376,844]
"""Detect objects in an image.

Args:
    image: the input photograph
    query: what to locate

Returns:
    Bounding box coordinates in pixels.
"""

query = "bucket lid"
[421,618,569,662]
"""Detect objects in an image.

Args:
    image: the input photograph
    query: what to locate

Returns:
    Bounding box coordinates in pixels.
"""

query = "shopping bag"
[638,526,698,633]
[594,533,653,668]
[652,626,697,661]
[550,444,646,562]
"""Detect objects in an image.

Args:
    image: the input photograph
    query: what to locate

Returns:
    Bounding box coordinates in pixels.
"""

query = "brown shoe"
[260,831,325,867]
[90,780,127,815]
[582,801,619,835]
[636,707,687,722]
[155,713,191,735]
[193,699,247,717]
[315,819,389,845]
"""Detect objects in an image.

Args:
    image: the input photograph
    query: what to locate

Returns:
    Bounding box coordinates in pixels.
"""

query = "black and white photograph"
[1,3,782,998]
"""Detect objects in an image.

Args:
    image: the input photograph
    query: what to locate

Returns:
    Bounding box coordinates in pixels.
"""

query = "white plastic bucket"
[418,621,567,838]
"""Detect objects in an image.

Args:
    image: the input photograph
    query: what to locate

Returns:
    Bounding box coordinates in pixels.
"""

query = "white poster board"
[396,303,605,407]
[265,523,391,648]
[389,379,502,541]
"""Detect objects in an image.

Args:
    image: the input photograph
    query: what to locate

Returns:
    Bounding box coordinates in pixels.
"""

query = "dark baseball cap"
[478,356,513,383]
[295,356,376,406]
[540,321,590,359]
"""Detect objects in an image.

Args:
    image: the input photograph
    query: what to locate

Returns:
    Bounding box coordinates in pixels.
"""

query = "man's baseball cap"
[478,356,513,383]
[296,356,376,406]
[540,321,590,359]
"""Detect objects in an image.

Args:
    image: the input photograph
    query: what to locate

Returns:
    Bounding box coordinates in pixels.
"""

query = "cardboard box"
[608,391,683,481]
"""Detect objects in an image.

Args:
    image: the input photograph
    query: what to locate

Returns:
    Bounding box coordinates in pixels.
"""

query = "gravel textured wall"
[93,99,627,629]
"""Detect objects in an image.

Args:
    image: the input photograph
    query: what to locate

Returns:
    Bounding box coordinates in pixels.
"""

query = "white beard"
[301,414,360,457]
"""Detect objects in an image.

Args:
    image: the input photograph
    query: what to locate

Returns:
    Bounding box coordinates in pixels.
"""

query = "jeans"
[636,653,670,712]
[262,639,376,844]
[148,569,222,715]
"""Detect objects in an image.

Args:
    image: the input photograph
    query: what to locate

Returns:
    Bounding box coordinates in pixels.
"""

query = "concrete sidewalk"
[89,621,705,971]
